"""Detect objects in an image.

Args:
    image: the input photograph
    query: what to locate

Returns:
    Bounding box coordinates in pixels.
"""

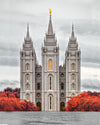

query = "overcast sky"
[0,0,100,91]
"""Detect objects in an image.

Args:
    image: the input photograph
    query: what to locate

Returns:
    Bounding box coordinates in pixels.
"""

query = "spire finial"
[48,9,53,35]
[49,9,52,15]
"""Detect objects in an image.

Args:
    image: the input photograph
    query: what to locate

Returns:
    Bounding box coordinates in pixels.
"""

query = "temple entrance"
[36,102,41,111]
[60,102,65,111]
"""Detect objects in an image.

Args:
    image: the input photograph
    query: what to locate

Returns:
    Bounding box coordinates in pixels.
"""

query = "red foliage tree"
[4,87,20,98]
[65,91,100,111]
[0,88,38,111]
[0,96,38,111]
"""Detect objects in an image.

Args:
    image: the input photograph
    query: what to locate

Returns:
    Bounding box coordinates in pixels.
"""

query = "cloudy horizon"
[0,0,100,91]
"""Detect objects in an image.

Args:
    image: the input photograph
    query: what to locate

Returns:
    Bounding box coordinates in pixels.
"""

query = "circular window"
[37,73,41,77]
[60,73,64,77]
[61,93,64,97]
[37,93,41,97]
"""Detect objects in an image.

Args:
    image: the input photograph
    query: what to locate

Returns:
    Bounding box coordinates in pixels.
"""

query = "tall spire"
[69,24,76,41]
[25,23,31,41]
[71,24,74,37]
[48,9,53,35]
[23,23,33,50]
[26,23,30,38]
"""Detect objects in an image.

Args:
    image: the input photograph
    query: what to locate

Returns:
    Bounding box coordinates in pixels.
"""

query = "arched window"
[72,83,76,90]
[72,74,75,82]
[26,74,30,82]
[48,59,52,70]
[60,102,65,111]
[26,83,30,90]
[37,83,40,90]
[49,94,53,110]
[71,63,75,71]
[26,93,30,100]
[61,83,64,90]
[26,63,30,71]
[48,75,53,90]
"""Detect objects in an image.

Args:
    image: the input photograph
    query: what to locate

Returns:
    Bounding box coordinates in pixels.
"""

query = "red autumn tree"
[0,88,38,111]
[4,87,20,98]
[65,91,100,111]
[0,96,38,111]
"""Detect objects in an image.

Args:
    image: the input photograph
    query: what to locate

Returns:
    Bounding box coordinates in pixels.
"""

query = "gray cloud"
[81,79,100,91]
[0,79,20,91]
[0,57,19,66]
[59,20,100,36]
[82,62,100,69]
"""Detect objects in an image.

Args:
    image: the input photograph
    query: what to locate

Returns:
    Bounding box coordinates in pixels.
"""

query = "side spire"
[26,23,30,38]
[48,9,53,35]
[69,24,76,41]
[25,23,31,41]
[71,24,74,37]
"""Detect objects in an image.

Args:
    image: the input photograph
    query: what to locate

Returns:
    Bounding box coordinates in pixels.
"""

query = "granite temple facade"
[20,11,81,111]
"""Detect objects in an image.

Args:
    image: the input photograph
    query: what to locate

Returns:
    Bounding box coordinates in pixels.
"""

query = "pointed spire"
[71,24,74,37]
[69,24,76,41]
[26,23,30,38]
[48,9,53,35]
[25,23,31,42]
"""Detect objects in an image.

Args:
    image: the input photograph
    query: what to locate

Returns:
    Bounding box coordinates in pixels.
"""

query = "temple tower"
[65,25,81,102]
[42,10,60,111]
[20,25,36,104]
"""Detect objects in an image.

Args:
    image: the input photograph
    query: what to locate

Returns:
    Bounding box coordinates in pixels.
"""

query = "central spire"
[48,9,53,35]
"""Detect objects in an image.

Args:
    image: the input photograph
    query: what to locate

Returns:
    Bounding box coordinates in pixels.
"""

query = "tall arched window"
[72,74,75,82]
[49,94,53,110]
[48,75,53,90]
[61,83,64,90]
[26,93,30,100]
[26,83,30,90]
[71,63,75,71]
[72,83,76,90]
[48,59,52,70]
[26,74,30,82]
[26,63,30,71]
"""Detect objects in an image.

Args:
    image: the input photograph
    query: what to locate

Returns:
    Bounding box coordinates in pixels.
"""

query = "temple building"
[20,10,81,111]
